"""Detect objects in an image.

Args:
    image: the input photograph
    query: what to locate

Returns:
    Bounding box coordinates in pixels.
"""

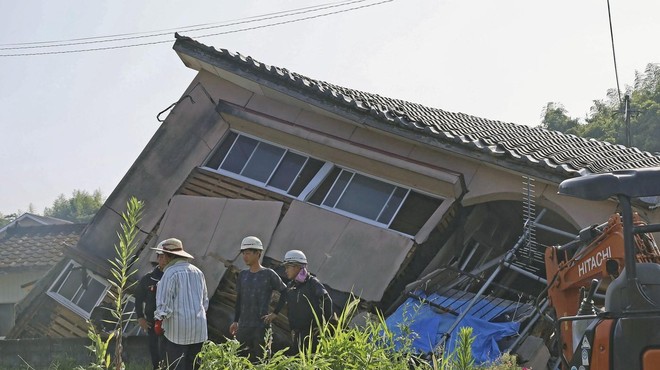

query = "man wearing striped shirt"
[153,238,209,370]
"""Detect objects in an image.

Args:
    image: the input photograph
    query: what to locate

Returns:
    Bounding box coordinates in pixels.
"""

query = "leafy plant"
[78,196,144,370]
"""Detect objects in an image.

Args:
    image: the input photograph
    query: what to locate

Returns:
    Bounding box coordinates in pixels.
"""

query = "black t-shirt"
[134,266,163,322]
[235,268,286,328]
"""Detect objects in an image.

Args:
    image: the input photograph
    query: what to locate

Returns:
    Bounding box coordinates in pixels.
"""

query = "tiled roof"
[0,224,85,269]
[174,35,660,178]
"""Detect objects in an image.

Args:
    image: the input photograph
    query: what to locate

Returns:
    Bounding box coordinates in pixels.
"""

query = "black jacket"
[134,266,163,322]
[275,275,333,331]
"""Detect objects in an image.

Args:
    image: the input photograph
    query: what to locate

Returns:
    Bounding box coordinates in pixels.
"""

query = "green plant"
[450,327,476,370]
[78,197,144,370]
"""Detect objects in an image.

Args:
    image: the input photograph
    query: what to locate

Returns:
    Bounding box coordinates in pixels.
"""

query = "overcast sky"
[1,0,658,216]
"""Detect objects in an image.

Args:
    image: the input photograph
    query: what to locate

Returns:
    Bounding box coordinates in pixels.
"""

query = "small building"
[0,216,84,337]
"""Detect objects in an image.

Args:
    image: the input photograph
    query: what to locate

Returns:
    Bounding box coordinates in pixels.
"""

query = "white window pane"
[336,174,394,220]
[221,136,258,174]
[378,187,408,224]
[57,270,83,300]
[242,142,285,182]
[78,279,106,313]
[323,171,352,207]
[268,152,306,191]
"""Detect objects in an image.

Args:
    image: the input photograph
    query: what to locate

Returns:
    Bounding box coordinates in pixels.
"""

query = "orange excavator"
[544,168,660,369]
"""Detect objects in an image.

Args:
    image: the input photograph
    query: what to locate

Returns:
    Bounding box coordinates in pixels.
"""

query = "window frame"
[314,167,412,228]
[203,131,444,235]
[202,132,322,199]
[47,260,110,319]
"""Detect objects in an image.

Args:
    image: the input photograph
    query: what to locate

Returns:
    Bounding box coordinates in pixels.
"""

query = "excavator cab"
[556,168,660,369]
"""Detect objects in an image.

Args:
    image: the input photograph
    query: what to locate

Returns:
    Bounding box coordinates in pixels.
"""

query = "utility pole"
[623,94,632,147]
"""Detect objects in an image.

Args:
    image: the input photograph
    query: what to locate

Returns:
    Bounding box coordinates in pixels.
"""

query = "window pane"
[268,151,306,191]
[389,191,443,235]
[309,167,341,205]
[241,142,286,182]
[289,158,324,197]
[336,174,394,220]
[323,171,352,208]
[378,187,408,224]
[57,270,83,300]
[206,132,238,169]
[78,279,106,314]
[220,136,258,174]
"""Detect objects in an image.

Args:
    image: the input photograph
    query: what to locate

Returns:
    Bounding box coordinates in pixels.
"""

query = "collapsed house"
[8,35,660,366]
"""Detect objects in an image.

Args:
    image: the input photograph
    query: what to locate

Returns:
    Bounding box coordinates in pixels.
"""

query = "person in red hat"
[152,238,208,370]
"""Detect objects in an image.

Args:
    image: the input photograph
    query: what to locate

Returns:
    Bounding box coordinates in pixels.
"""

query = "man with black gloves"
[135,250,166,369]
[264,250,333,354]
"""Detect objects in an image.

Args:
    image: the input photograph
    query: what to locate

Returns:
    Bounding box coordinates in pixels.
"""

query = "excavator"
[544,168,660,369]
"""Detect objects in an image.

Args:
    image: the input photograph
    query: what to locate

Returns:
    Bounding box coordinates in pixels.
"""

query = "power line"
[606,0,622,104]
[0,0,361,47]
[0,0,393,57]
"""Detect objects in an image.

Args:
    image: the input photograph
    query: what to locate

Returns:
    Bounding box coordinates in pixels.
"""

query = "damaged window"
[309,168,443,235]
[47,261,109,319]
[205,132,324,196]
[206,131,443,236]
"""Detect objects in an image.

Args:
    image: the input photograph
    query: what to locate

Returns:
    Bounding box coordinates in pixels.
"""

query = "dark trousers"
[147,328,165,369]
[162,337,203,370]
[291,327,319,355]
[236,325,268,363]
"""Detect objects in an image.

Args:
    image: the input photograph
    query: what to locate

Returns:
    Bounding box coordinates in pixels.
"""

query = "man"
[153,238,209,370]
[229,236,286,362]
[135,250,166,369]
[265,250,333,354]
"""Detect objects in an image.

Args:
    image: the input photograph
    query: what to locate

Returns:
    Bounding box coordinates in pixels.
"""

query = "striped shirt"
[154,259,209,345]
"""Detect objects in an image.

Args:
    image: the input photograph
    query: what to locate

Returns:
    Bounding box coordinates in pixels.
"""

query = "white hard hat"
[240,236,263,251]
[283,250,307,265]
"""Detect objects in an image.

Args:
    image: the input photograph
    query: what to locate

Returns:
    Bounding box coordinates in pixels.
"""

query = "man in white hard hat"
[229,236,286,362]
[152,238,208,370]
[264,249,333,354]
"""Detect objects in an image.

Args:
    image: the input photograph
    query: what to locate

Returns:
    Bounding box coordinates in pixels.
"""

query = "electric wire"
[0,0,361,47]
[0,0,392,57]
[606,0,622,103]
[0,0,368,51]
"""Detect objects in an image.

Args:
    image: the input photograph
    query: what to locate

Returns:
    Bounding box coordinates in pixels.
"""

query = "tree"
[539,63,660,153]
[0,213,16,228]
[540,102,581,135]
[44,189,104,223]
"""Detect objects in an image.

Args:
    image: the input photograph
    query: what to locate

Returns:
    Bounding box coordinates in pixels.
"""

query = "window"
[309,168,443,234]
[48,261,109,319]
[205,132,324,197]
[205,131,443,236]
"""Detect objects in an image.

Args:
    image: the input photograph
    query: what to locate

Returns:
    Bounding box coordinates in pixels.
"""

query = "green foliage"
[195,296,524,370]
[0,212,15,228]
[540,102,580,135]
[44,189,104,223]
[540,63,660,153]
[450,327,476,370]
[78,197,144,370]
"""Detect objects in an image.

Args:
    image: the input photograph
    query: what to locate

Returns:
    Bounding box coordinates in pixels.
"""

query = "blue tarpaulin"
[385,292,520,364]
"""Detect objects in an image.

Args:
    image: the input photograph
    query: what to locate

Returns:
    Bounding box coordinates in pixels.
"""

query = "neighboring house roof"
[173,34,660,180]
[0,223,85,270]
[0,213,72,235]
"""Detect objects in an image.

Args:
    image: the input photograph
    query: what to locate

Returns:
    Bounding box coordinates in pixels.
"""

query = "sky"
[1,0,659,216]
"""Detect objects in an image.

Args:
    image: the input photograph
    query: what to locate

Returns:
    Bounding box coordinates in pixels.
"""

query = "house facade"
[9,35,660,349]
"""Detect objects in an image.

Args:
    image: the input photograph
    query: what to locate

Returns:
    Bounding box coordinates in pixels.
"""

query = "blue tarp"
[385,292,520,364]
